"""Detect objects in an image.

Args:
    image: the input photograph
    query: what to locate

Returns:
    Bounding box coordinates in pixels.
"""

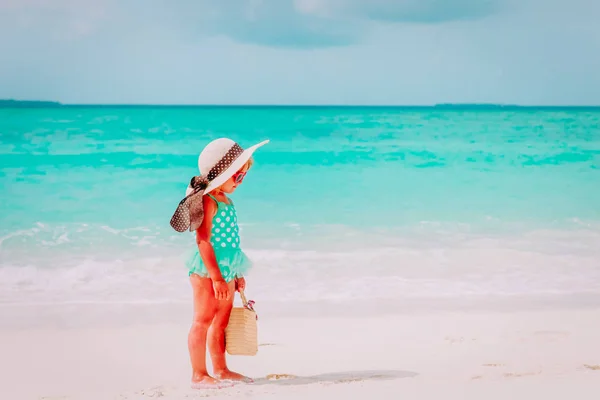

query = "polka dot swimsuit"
[185,194,252,282]
[210,197,241,249]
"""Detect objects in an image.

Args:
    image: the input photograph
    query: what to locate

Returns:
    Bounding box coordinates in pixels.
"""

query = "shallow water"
[1,106,599,305]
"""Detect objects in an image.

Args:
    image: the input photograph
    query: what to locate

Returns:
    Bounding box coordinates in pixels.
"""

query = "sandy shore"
[1,301,600,400]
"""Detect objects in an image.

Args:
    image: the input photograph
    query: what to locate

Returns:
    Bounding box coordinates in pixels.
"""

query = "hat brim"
[185,139,269,196]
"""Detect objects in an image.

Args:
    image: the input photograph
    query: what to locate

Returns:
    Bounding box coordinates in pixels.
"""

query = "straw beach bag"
[225,290,258,356]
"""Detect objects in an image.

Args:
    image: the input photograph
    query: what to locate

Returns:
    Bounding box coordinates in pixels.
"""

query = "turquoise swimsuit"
[186,194,252,282]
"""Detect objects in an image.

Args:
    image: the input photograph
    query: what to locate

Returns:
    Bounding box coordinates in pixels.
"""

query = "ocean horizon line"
[2,100,600,110]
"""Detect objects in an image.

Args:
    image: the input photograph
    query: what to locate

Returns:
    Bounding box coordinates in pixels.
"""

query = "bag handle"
[237,289,256,315]
[238,289,249,306]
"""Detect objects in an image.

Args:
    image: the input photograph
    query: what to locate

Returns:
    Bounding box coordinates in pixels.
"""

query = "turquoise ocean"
[1,106,600,308]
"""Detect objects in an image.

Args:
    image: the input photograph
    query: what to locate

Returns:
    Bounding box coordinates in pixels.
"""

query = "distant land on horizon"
[1,99,599,109]
[0,99,63,107]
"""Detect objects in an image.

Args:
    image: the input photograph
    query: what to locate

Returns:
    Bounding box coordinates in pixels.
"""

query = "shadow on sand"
[251,370,418,386]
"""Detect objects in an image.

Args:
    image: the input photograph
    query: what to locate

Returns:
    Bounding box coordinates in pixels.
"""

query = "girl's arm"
[195,195,230,300]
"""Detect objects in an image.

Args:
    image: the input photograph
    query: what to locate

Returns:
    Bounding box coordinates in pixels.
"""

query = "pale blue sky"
[1,0,599,105]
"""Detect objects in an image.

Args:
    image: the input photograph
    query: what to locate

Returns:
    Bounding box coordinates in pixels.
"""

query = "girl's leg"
[188,274,219,386]
[208,280,252,382]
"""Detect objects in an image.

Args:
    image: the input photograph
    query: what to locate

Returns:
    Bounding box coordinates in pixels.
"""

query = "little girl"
[170,137,269,388]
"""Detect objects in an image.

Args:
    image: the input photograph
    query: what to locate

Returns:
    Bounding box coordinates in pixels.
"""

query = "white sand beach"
[2,299,600,400]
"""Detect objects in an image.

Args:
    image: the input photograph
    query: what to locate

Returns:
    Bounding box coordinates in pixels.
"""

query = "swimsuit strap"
[206,193,233,207]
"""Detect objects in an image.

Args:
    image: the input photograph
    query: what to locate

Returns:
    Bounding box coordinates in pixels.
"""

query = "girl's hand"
[213,279,230,301]
[235,277,246,292]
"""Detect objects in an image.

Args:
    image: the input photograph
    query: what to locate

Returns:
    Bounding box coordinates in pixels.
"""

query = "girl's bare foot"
[191,374,234,389]
[214,369,254,383]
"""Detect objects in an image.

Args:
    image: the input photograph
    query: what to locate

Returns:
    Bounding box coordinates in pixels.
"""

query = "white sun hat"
[170,138,269,233]
[185,138,269,196]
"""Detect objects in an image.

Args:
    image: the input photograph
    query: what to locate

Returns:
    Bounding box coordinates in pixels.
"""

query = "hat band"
[206,143,244,182]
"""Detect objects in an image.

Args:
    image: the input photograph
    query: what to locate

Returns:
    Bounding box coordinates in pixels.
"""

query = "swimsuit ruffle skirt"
[185,195,252,282]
